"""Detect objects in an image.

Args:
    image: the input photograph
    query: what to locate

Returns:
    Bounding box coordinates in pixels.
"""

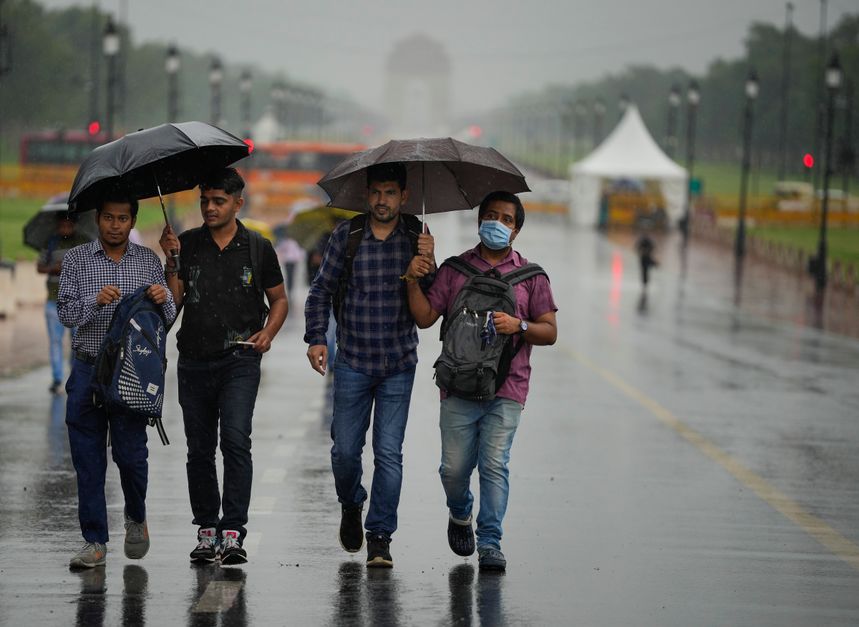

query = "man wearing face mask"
[405,190,557,572]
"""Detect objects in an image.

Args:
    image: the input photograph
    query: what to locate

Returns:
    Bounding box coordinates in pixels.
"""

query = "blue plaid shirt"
[304,216,432,377]
[57,240,176,356]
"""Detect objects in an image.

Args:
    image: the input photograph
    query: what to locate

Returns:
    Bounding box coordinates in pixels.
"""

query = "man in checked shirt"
[304,162,435,568]
[58,191,176,569]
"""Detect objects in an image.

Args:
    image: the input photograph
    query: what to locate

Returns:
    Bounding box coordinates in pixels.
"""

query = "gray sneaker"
[69,542,107,569]
[477,546,506,572]
[124,514,150,559]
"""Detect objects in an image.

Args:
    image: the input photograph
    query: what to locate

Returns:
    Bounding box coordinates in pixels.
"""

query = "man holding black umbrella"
[159,167,287,566]
[304,162,435,568]
[58,190,176,569]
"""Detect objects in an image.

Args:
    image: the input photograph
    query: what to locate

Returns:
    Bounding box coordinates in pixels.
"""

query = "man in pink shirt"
[406,191,557,572]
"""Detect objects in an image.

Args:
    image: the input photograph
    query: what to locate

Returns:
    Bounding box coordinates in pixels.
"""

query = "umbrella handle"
[154,172,181,273]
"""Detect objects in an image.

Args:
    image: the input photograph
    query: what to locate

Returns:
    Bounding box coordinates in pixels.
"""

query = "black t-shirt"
[176,220,283,359]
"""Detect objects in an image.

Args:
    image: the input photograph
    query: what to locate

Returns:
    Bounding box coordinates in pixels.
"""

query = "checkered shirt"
[304,216,432,377]
[57,239,177,356]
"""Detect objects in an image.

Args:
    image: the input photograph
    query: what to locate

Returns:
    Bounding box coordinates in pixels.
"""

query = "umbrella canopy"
[23,193,98,251]
[241,218,275,243]
[317,137,529,216]
[68,121,250,213]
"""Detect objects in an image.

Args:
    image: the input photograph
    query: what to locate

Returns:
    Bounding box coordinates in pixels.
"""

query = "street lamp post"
[735,70,759,261]
[240,70,252,139]
[165,44,180,122]
[681,80,700,242]
[666,84,681,158]
[209,57,223,126]
[103,16,120,141]
[777,2,794,180]
[812,52,842,293]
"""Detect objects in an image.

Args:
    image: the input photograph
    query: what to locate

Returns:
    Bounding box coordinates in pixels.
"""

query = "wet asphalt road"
[1,214,858,626]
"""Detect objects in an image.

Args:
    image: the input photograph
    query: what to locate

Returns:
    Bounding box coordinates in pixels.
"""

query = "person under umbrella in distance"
[36,212,91,394]
[304,162,435,568]
[159,168,287,566]
[58,189,176,570]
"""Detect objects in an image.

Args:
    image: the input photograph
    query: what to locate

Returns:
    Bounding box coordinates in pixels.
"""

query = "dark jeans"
[178,350,261,542]
[65,358,149,544]
[331,360,415,538]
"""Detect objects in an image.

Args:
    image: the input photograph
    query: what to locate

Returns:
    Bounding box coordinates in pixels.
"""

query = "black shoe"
[219,530,247,565]
[447,516,475,556]
[366,534,393,568]
[477,546,506,572]
[339,504,364,553]
[189,527,218,563]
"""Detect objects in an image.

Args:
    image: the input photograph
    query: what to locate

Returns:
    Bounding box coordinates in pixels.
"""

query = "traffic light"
[802,153,814,169]
[243,138,255,154]
[88,121,101,136]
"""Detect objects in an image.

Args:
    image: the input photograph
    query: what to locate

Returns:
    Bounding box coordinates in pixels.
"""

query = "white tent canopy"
[569,104,687,226]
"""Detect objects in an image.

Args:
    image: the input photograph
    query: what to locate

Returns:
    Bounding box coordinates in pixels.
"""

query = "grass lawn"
[748,225,859,267]
[0,197,196,261]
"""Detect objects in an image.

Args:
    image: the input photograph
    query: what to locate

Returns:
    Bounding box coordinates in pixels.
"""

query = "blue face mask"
[478,220,512,250]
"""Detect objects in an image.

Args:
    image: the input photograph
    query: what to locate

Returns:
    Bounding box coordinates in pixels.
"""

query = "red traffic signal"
[243,138,255,154]
[803,153,814,169]
[88,121,101,136]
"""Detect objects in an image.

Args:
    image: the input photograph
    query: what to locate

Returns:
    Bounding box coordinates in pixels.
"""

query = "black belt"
[74,350,97,365]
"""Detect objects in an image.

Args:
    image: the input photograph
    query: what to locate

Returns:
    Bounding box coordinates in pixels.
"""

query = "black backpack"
[332,213,423,323]
[434,257,546,401]
[92,285,170,444]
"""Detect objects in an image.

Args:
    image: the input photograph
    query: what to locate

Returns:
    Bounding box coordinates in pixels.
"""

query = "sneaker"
[366,533,393,568]
[219,530,247,565]
[189,527,218,563]
[447,515,475,556]
[339,504,364,553]
[124,514,150,559]
[69,542,107,569]
[477,546,506,572]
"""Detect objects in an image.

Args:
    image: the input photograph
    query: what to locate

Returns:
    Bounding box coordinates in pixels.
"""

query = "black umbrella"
[317,137,529,222]
[23,193,98,251]
[68,121,250,219]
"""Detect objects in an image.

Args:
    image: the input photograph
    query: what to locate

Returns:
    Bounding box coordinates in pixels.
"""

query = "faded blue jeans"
[330,360,415,539]
[45,300,73,384]
[439,396,523,550]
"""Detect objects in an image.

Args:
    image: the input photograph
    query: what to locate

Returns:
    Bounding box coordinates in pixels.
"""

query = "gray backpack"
[434,256,546,401]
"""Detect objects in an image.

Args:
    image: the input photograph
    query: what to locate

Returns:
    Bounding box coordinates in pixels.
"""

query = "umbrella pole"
[154,175,181,272]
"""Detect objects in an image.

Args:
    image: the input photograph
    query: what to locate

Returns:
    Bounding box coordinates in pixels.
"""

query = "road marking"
[566,346,859,573]
[193,581,243,613]
[243,531,262,557]
[262,467,287,484]
[249,496,277,515]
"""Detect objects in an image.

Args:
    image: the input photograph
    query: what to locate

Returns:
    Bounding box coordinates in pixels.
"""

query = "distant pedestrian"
[58,191,176,570]
[636,233,657,287]
[304,162,435,568]
[275,235,303,303]
[37,213,90,393]
[406,191,557,572]
[159,167,287,566]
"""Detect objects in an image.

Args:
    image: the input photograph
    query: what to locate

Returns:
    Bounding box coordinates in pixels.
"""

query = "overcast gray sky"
[39,0,857,115]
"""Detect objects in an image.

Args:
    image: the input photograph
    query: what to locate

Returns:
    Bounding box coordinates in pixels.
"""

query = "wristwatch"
[518,319,528,335]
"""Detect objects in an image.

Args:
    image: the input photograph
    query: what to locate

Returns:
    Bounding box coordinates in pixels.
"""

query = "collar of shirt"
[461,245,524,271]
[89,238,139,260]
[197,219,250,250]
[360,213,411,242]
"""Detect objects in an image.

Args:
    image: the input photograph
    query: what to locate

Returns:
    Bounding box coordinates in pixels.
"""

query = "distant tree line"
[479,14,858,180]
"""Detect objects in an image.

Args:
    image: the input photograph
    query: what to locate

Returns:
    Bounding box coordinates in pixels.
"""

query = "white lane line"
[243,531,262,557]
[249,496,277,515]
[193,581,243,613]
[262,467,287,484]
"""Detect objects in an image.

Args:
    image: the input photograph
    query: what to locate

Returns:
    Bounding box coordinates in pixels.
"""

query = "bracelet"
[400,274,417,283]
[164,265,178,275]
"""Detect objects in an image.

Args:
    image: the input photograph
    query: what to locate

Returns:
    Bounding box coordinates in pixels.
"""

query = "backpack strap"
[500,263,547,286]
[441,255,482,278]
[400,213,423,256]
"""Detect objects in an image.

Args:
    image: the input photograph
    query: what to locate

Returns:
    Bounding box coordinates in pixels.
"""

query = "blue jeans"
[65,358,149,543]
[46,300,73,384]
[178,350,261,542]
[331,360,415,538]
[439,396,523,550]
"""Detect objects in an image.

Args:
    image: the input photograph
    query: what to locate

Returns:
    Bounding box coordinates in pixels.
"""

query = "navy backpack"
[92,285,170,444]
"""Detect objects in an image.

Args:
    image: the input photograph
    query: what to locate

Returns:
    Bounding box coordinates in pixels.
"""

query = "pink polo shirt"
[426,246,557,406]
